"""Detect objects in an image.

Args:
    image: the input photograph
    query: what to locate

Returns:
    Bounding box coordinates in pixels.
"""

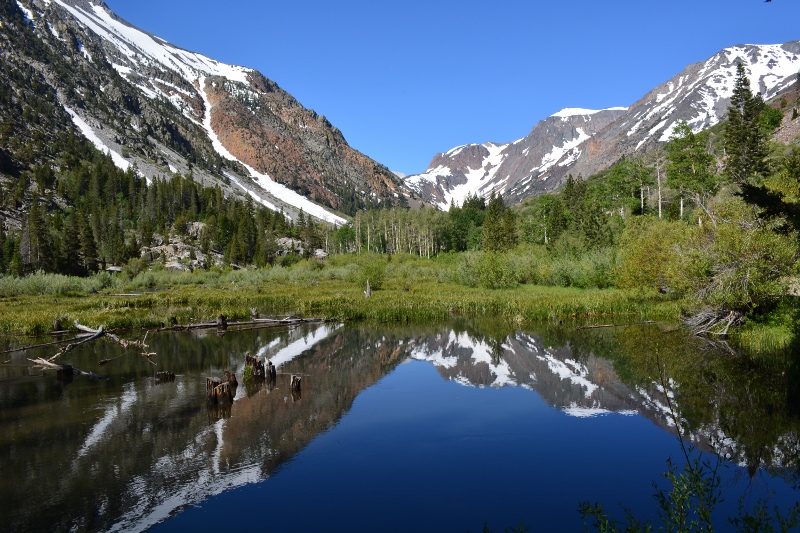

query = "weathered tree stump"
[53,316,66,332]
[223,369,237,387]
[244,353,266,379]
[207,369,238,402]
[206,377,221,398]
[155,371,175,383]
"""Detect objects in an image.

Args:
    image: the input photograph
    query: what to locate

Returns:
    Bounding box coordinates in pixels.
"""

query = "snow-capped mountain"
[8,0,411,222]
[406,328,788,467]
[404,107,627,208]
[407,41,800,208]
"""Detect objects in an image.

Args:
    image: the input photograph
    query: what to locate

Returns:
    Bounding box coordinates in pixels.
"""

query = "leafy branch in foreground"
[580,352,800,532]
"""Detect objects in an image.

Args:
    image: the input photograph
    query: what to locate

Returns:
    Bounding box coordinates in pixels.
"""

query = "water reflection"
[0,319,797,531]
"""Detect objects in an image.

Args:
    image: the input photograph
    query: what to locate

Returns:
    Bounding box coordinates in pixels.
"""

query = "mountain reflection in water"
[0,320,797,532]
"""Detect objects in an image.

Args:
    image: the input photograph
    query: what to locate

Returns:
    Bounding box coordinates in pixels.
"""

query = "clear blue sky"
[106,0,799,175]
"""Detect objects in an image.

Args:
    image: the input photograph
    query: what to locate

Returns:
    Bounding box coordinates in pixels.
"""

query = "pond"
[1,319,798,532]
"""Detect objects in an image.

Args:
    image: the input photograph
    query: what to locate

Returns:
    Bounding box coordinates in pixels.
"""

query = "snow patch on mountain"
[197,77,346,224]
[64,106,132,173]
[532,128,591,175]
[552,107,628,118]
[16,0,34,22]
[53,1,251,84]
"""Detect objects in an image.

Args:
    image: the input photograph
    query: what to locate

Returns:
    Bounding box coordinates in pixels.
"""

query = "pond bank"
[0,280,683,336]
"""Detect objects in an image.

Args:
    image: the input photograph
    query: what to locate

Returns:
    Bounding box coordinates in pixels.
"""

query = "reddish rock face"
[204,74,405,214]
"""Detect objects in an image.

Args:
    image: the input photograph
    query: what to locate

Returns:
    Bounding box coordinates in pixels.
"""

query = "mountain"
[2,0,413,223]
[406,41,800,208]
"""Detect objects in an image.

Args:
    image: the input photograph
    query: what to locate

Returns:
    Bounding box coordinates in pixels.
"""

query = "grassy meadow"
[0,253,685,337]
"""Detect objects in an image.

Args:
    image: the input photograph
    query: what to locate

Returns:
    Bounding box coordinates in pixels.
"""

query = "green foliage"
[581,454,800,533]
[475,252,516,289]
[356,255,387,291]
[668,197,798,312]
[759,106,784,134]
[725,62,770,184]
[615,218,689,292]
[666,122,718,206]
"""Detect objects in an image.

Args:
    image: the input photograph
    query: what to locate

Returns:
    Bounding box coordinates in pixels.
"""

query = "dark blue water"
[152,360,796,533]
[1,321,798,532]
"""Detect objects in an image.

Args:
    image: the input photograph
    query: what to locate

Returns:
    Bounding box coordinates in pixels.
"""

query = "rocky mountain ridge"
[4,0,412,222]
[406,41,800,208]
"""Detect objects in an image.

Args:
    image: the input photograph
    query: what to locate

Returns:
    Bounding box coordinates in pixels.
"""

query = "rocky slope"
[407,41,800,208]
[3,0,412,222]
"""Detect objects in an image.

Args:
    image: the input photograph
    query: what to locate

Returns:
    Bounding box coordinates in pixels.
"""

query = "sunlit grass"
[0,277,683,336]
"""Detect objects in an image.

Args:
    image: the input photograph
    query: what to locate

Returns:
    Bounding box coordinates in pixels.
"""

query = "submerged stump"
[155,371,175,383]
[207,370,237,403]
[244,352,266,379]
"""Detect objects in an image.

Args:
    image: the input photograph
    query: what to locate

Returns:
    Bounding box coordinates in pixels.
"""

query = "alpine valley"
[1,0,414,225]
[405,41,800,209]
[3,0,800,219]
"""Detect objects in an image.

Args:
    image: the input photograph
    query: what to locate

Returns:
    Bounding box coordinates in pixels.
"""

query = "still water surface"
[1,319,798,531]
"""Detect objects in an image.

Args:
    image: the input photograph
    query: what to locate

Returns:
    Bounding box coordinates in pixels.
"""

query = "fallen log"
[0,333,92,356]
[576,321,656,330]
[49,321,151,364]
[28,357,103,379]
[47,326,105,362]
[157,316,329,333]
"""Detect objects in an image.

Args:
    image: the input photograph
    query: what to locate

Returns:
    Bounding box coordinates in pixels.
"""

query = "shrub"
[615,217,689,291]
[476,252,516,289]
[357,256,387,290]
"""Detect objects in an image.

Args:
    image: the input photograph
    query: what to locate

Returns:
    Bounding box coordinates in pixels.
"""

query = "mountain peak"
[551,107,628,118]
[407,40,800,208]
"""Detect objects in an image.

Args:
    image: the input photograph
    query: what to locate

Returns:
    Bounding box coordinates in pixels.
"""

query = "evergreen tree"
[59,212,83,276]
[724,62,769,184]
[79,211,98,273]
[481,193,507,252]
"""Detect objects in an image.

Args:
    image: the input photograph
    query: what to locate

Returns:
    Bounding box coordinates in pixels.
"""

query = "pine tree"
[481,193,507,252]
[59,212,83,276]
[79,212,98,273]
[724,62,769,184]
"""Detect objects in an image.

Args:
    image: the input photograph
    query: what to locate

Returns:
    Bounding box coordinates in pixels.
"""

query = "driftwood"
[0,333,93,356]
[48,321,150,363]
[28,357,103,379]
[683,308,744,336]
[576,321,656,330]
[158,316,328,333]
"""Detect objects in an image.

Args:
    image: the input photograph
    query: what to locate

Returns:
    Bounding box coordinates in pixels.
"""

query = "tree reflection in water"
[0,318,797,531]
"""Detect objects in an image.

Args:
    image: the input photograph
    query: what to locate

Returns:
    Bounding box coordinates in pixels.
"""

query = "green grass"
[0,276,683,336]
